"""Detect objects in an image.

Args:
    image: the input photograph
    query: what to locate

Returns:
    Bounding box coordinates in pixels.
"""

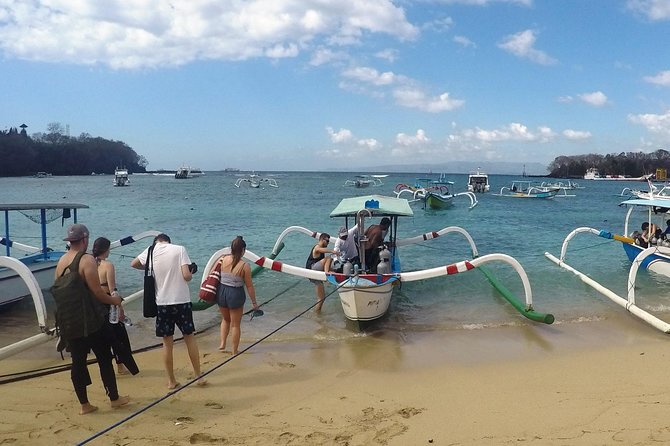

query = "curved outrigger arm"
[0,256,52,360]
[453,191,478,209]
[552,227,634,262]
[395,226,479,258]
[271,226,324,256]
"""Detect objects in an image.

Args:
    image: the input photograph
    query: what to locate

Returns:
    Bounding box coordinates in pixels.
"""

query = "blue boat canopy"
[330,195,413,218]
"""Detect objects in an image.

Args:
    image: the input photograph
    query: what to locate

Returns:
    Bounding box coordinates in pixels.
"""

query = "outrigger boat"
[394,178,478,210]
[343,175,385,188]
[0,203,89,307]
[545,197,670,333]
[540,180,584,191]
[199,194,553,325]
[493,181,561,199]
[234,172,279,188]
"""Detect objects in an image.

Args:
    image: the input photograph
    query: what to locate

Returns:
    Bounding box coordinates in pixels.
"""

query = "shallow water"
[1,172,668,353]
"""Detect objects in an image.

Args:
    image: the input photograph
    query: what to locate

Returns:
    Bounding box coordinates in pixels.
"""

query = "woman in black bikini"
[305,233,336,313]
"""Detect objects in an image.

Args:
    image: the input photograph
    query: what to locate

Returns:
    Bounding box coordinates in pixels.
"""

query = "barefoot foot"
[196,378,208,387]
[80,403,98,415]
[110,395,130,408]
[167,381,181,390]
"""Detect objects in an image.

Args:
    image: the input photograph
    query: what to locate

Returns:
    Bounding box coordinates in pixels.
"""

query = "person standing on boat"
[305,233,336,312]
[214,236,259,355]
[92,237,139,376]
[330,225,360,272]
[53,224,129,415]
[131,233,206,389]
[363,217,391,273]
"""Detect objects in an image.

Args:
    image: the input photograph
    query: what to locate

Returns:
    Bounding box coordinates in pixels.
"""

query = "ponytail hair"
[230,236,246,270]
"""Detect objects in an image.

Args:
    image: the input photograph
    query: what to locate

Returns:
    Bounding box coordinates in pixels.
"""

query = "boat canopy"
[329,195,413,218]
[619,198,670,208]
[0,203,89,211]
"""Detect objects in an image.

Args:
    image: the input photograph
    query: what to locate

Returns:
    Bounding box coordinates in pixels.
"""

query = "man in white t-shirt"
[330,225,360,272]
[131,233,205,389]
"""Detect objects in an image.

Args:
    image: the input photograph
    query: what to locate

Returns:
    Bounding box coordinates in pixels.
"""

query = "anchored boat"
[343,175,385,188]
[113,167,130,186]
[467,168,490,193]
[545,197,670,333]
[394,178,478,210]
[493,181,560,199]
[234,172,278,188]
[198,194,553,325]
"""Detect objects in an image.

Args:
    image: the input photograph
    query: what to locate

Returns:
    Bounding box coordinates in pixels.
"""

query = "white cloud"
[461,123,556,142]
[628,110,670,137]
[393,88,465,112]
[557,95,574,103]
[309,47,348,66]
[395,129,430,146]
[0,0,418,69]
[422,17,454,33]
[497,29,557,65]
[357,138,381,150]
[627,0,670,21]
[341,66,401,86]
[644,70,670,86]
[429,0,532,5]
[563,129,592,140]
[578,91,609,107]
[326,126,353,143]
[453,35,476,48]
[375,48,399,63]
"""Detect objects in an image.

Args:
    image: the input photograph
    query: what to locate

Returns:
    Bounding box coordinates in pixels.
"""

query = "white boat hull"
[0,255,60,306]
[337,281,394,321]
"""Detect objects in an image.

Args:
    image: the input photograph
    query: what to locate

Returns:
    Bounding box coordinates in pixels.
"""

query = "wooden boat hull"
[337,280,394,321]
[0,253,63,306]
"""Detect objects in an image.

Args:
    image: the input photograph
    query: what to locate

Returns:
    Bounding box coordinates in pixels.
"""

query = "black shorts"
[156,303,196,337]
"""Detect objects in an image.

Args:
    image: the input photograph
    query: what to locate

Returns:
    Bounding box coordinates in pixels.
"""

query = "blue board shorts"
[217,284,246,309]
[156,303,196,337]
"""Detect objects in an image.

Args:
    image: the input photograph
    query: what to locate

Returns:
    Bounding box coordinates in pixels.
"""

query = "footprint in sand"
[205,402,223,410]
[397,407,424,418]
[189,432,227,443]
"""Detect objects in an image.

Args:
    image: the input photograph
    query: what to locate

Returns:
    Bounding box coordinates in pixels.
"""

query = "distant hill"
[329,161,547,176]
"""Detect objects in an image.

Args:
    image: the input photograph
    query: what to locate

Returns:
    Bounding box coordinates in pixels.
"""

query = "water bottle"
[109,305,120,324]
[109,290,120,324]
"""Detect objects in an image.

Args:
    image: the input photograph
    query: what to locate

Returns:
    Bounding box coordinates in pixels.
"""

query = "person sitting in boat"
[637,222,659,248]
[330,225,360,273]
[363,217,391,273]
[305,233,336,313]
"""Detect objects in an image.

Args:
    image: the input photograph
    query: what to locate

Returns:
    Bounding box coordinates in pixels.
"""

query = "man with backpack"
[52,224,130,415]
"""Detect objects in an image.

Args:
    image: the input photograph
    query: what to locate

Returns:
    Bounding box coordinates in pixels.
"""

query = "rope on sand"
[77,281,345,445]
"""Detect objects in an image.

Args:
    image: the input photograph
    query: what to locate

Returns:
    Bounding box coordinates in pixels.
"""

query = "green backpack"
[50,251,107,341]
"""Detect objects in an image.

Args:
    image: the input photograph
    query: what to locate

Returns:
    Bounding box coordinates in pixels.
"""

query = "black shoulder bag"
[143,245,158,317]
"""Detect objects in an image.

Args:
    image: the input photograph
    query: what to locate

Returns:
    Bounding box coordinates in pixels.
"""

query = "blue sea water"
[2,172,670,348]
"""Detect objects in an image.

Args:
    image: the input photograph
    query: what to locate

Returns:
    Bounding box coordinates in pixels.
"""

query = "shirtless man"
[363,217,391,272]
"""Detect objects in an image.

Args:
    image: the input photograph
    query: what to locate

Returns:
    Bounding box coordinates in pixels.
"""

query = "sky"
[1,0,670,172]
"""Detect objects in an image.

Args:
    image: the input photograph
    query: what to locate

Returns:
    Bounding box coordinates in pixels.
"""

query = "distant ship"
[224,167,240,172]
[583,167,652,181]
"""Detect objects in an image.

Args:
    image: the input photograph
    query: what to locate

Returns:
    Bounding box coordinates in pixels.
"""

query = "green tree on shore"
[547,150,670,178]
[0,122,148,177]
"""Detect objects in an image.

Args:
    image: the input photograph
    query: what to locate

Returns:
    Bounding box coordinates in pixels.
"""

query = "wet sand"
[1,314,670,445]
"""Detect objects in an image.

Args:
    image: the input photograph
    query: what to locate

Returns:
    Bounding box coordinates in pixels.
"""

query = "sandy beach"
[2,313,670,446]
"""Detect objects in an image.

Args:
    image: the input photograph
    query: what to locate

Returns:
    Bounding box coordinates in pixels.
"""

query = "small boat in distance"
[344,175,385,188]
[113,167,130,186]
[584,167,652,181]
[467,168,490,193]
[175,166,204,179]
[493,181,560,199]
[33,172,52,178]
[394,177,477,209]
[234,172,278,188]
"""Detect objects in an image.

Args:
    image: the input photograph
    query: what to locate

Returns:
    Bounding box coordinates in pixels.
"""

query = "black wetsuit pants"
[68,328,119,404]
